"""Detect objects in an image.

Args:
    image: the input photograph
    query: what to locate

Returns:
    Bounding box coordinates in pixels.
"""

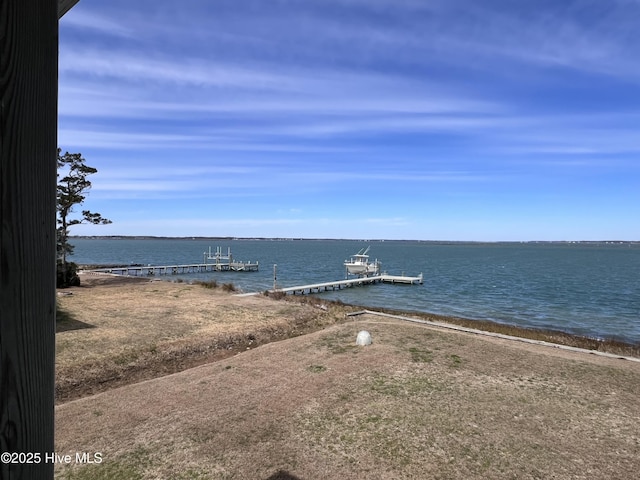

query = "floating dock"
[271,273,423,295]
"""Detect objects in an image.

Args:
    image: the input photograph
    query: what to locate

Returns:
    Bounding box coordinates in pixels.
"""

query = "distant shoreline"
[70,236,640,245]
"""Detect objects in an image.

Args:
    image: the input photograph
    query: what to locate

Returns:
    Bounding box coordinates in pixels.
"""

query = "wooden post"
[1,0,60,478]
[273,264,277,290]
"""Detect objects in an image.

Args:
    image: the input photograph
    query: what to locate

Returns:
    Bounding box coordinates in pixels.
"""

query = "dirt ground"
[55,274,640,479]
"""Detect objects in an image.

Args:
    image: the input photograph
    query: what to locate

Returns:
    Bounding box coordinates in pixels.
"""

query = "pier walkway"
[85,261,259,276]
[271,273,423,295]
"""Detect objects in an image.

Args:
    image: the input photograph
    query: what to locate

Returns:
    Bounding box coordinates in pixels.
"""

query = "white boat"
[344,246,380,277]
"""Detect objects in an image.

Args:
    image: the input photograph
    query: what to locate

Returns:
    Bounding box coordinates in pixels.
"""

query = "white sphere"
[355,330,372,346]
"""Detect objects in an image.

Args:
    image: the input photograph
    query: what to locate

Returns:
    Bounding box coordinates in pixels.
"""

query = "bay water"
[69,238,640,344]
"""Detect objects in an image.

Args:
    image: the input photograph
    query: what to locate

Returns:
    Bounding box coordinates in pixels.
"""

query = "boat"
[344,246,381,277]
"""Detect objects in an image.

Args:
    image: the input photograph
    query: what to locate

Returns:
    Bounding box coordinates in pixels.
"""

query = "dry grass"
[354,305,640,358]
[55,273,344,402]
[55,274,640,479]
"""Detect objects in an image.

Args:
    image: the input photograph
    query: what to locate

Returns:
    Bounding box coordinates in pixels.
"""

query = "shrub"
[194,279,218,289]
[221,283,236,292]
[57,261,81,288]
[264,290,286,300]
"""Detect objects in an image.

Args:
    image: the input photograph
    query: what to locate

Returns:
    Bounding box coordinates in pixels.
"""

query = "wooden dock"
[271,273,423,295]
[83,246,260,277]
[84,261,259,276]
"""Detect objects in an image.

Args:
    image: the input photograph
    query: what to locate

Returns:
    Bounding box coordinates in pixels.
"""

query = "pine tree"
[57,149,111,287]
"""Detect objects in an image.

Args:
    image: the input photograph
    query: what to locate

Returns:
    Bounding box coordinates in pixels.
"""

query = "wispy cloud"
[59,49,290,91]
[429,2,640,79]
[60,9,135,38]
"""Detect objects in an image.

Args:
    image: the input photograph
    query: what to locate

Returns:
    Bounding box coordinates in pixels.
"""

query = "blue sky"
[59,0,640,241]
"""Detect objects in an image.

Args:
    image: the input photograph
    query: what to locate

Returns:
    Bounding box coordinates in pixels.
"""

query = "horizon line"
[70,235,640,244]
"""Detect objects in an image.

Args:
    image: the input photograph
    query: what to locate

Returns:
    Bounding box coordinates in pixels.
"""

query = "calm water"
[69,238,640,344]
